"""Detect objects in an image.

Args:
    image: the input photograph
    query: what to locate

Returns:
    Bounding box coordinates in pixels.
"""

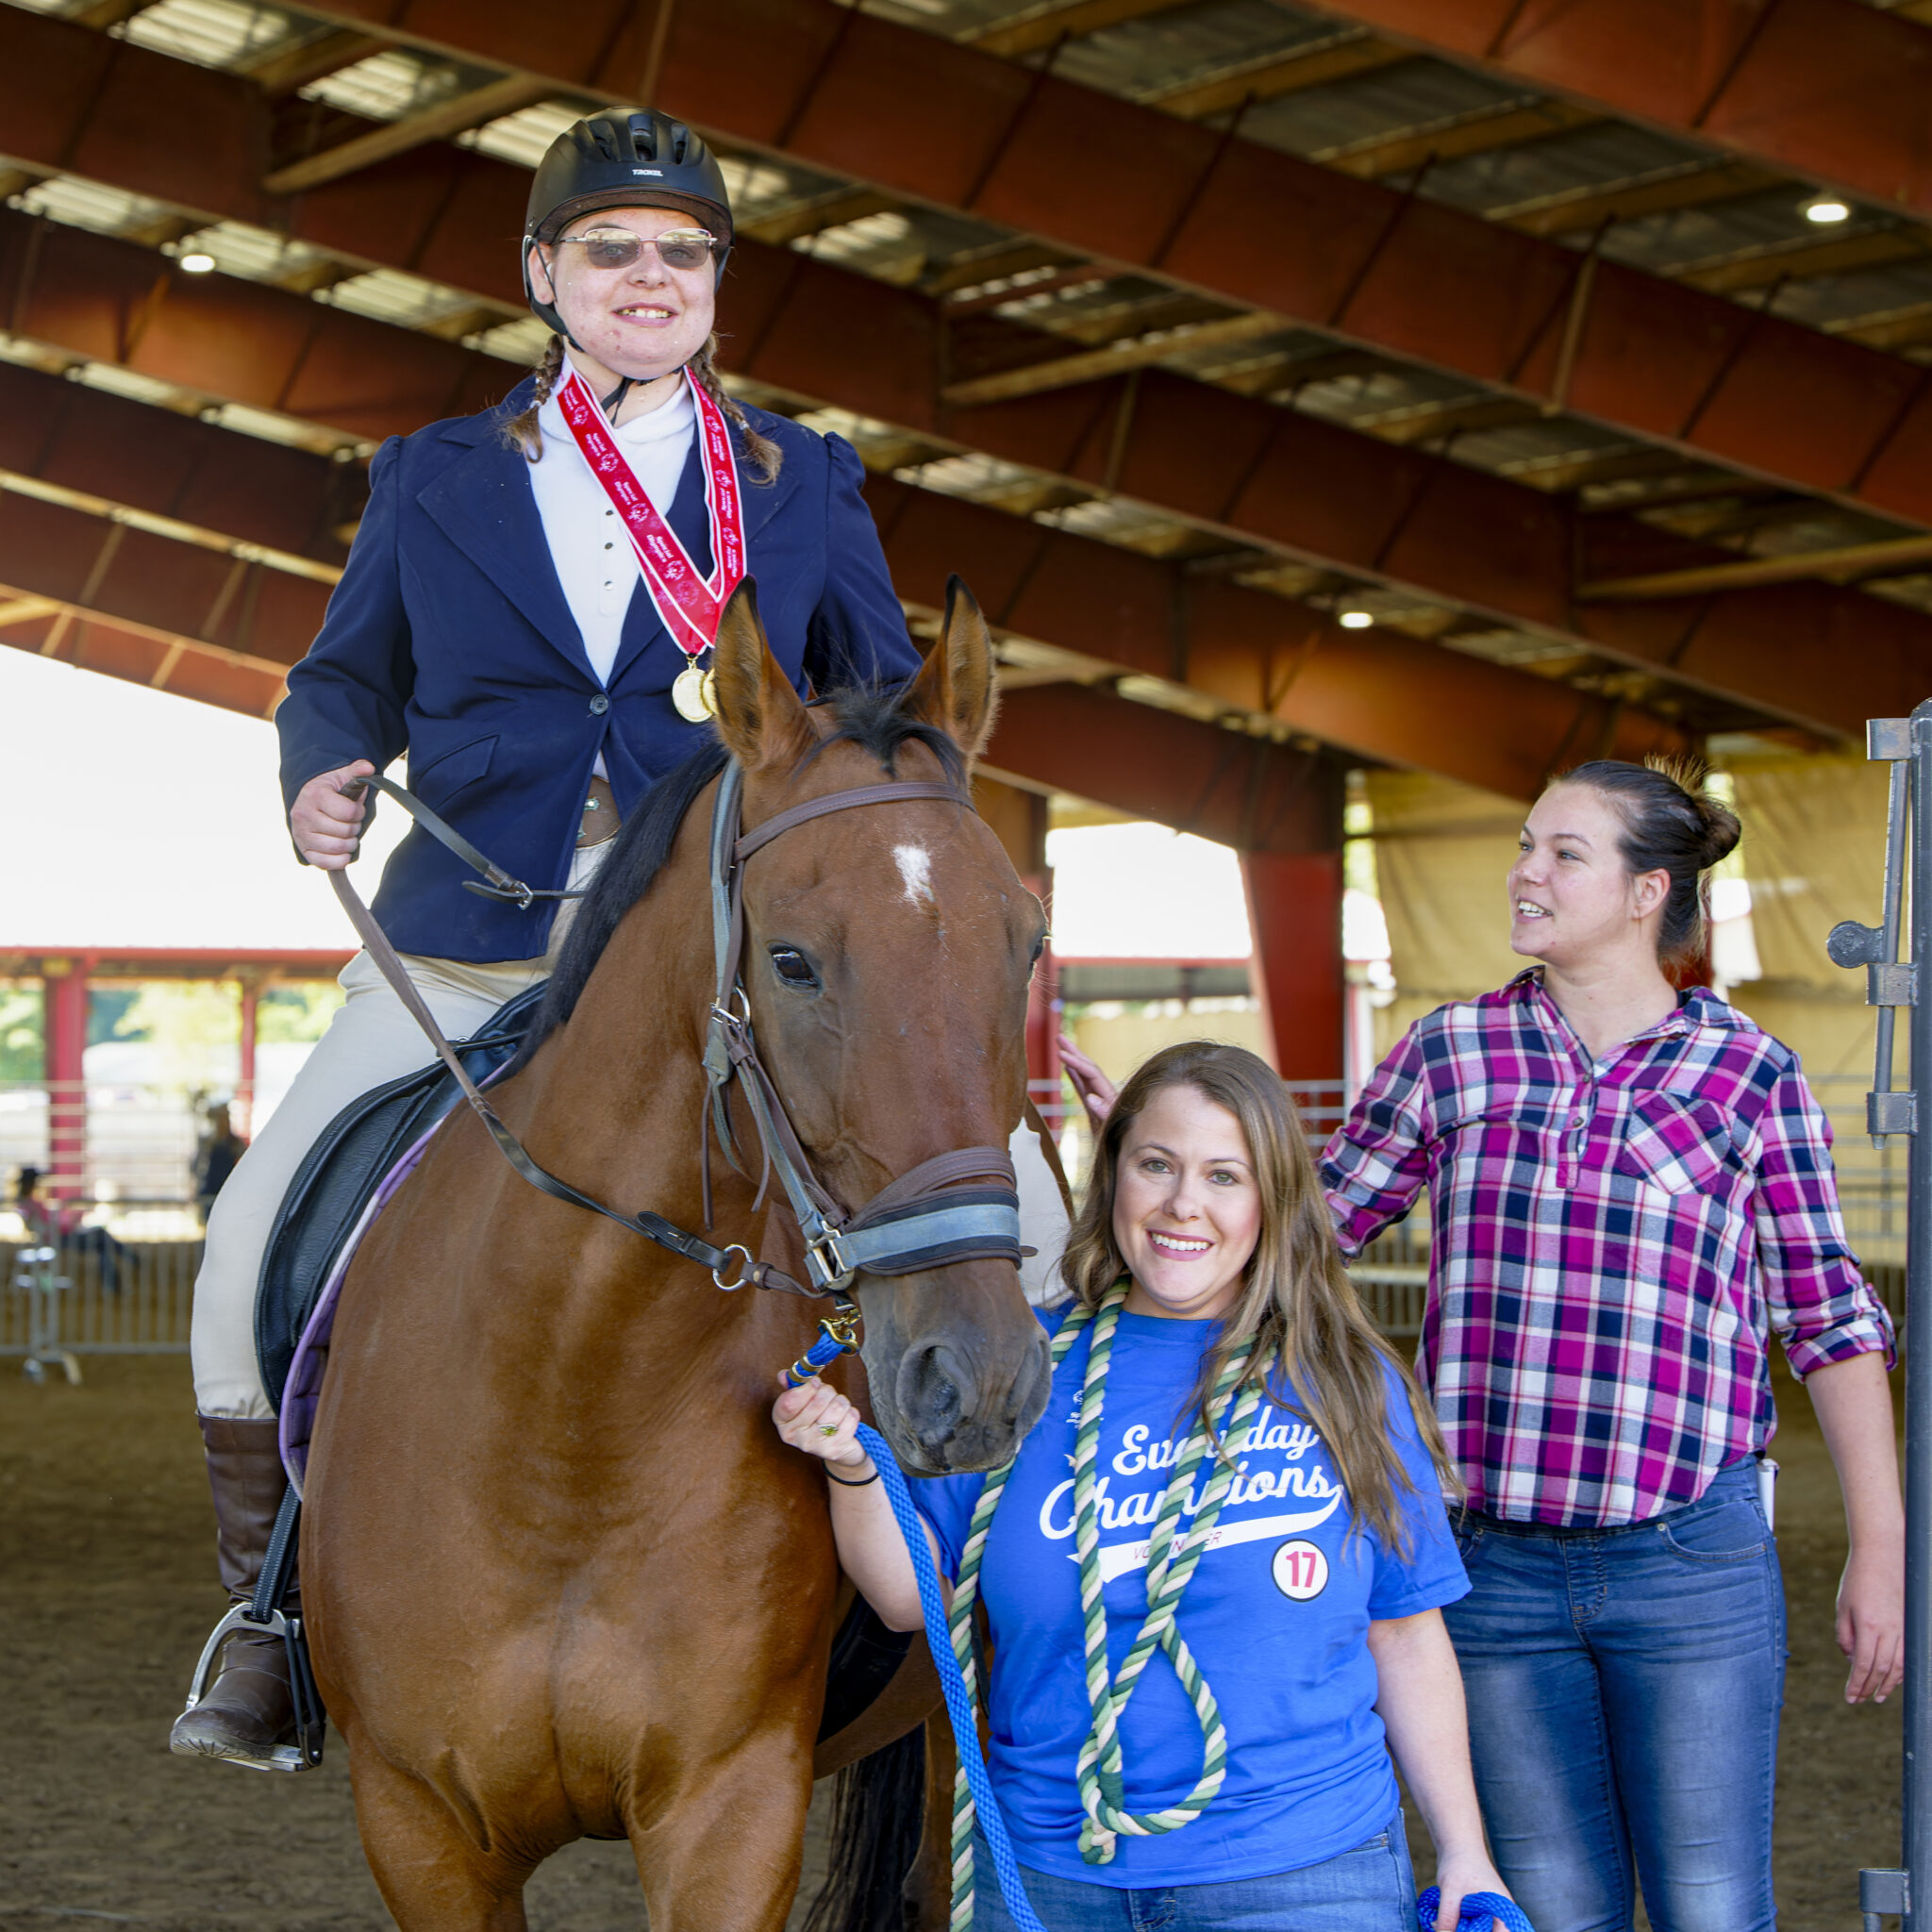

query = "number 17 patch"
[1272,1539,1329,1601]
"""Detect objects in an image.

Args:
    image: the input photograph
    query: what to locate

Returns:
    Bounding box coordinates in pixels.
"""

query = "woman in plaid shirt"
[1320,758,1903,1932]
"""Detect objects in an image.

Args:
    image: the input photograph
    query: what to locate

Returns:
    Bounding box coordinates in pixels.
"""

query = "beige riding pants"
[189,877,1070,1418]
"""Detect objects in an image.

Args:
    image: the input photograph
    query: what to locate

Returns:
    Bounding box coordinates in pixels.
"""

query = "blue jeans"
[1444,1459,1785,1932]
[969,1818,1416,1932]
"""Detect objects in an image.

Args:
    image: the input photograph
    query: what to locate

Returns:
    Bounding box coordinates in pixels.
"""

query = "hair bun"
[1697,796,1742,870]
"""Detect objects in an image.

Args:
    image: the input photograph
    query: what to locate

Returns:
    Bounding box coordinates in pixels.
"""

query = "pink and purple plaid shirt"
[1321,972,1893,1527]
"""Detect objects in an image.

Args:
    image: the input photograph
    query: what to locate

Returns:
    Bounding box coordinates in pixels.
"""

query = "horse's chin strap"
[699,761,1028,1296]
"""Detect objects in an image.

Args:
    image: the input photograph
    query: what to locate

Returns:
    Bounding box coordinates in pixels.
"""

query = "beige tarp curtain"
[1368,758,1894,1003]
[1728,752,1890,991]
[1364,771,1524,1005]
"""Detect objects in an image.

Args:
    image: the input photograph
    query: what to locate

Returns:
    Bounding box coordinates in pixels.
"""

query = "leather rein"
[327,763,1025,1305]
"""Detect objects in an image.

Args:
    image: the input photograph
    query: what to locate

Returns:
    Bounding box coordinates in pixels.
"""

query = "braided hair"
[1557,755,1742,968]
[502,333,566,461]
[502,332,781,484]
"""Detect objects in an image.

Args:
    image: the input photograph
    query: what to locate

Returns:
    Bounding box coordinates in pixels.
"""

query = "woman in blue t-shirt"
[774,1041,1514,1932]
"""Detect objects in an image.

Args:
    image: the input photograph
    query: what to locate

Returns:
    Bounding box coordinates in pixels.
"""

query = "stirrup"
[178,1602,326,1773]
[177,1488,326,1772]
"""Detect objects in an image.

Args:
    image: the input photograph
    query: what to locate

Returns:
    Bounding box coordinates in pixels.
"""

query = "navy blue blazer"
[277,377,920,962]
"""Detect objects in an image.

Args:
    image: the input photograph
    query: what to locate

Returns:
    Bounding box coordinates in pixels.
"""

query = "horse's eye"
[768,945,820,990]
[1029,934,1047,966]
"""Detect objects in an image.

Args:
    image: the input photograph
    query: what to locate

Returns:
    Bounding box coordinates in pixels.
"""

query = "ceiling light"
[178,250,217,274]
[1338,608,1374,630]
[1803,196,1851,225]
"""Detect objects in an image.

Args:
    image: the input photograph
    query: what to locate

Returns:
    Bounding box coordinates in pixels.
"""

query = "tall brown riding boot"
[169,1416,299,1763]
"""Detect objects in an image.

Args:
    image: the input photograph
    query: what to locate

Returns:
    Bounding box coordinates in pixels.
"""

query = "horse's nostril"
[899,1342,969,1443]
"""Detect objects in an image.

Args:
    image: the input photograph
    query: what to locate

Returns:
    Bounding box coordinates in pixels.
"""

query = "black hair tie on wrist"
[826,1465,881,1488]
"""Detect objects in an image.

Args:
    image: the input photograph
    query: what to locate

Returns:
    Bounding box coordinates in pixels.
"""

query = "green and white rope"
[943,1279,1259,1932]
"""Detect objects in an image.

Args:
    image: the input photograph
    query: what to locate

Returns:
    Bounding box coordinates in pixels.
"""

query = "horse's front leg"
[342,1718,538,1932]
[630,1724,816,1932]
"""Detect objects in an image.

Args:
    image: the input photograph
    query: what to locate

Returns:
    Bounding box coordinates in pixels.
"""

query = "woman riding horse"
[172,108,1062,1767]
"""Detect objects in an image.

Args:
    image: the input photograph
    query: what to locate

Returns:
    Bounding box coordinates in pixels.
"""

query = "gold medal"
[672,662,718,723]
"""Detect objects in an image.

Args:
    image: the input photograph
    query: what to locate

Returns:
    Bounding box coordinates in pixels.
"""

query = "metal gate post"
[1831,705,1932,1927]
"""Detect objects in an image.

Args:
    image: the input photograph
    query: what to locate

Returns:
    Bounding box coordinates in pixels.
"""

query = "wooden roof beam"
[738,186,900,245]
[1583,532,1932,600]
[1314,96,1600,181]
[235,27,391,99]
[1487,158,1785,240]
[262,72,559,196]
[1142,33,1412,121]
[963,0,1188,61]
[943,311,1286,407]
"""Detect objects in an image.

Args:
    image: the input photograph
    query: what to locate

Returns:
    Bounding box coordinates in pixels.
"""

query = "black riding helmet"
[523,109,734,342]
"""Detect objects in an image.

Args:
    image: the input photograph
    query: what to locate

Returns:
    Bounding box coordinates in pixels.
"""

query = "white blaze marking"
[894,844,935,905]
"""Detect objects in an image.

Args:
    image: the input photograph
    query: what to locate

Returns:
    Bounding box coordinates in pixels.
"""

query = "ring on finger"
[818,1423,840,1437]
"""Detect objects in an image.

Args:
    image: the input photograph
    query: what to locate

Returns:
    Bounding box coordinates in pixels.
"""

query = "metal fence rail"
[0,1213,200,1356]
[0,1074,1901,1363]
[1,1080,203,1202]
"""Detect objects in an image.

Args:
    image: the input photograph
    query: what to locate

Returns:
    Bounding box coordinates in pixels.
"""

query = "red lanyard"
[554,364,746,663]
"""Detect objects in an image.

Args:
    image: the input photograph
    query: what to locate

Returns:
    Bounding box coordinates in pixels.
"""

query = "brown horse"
[303,582,1052,1930]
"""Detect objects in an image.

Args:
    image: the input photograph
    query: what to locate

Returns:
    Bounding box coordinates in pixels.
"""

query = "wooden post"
[40,956,91,1204]
[237,976,260,1139]
[1241,851,1346,1085]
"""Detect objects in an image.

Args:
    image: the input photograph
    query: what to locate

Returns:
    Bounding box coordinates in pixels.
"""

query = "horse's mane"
[514,683,964,1065]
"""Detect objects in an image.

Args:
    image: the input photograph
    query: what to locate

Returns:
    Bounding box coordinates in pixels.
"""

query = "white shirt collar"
[538,370,696,448]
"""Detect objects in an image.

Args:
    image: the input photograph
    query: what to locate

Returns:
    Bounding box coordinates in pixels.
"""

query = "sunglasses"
[548,227,720,274]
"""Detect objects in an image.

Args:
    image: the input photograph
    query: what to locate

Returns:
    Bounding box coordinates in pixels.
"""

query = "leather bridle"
[698,761,1024,1295]
[328,760,1025,1304]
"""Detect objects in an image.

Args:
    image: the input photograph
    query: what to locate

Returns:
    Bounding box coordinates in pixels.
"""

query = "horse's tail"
[803,1725,928,1932]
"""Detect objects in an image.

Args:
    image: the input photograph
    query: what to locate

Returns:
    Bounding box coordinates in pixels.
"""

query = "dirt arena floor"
[0,1352,1903,1929]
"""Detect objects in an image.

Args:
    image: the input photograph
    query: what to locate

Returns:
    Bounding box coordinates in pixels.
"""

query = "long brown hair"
[1060,1041,1457,1552]
[502,330,782,484]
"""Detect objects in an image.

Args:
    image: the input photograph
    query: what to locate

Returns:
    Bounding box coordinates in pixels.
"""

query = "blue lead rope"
[789,1325,1533,1932]
[789,1324,1051,1932]
[1418,1885,1535,1931]
[857,1416,1052,1932]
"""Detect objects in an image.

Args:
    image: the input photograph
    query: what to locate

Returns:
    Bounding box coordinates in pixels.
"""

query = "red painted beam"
[0,493,328,667]
[0,570,1340,853]
[914,366,1932,743]
[0,602,289,715]
[6,177,1923,742]
[0,208,512,442]
[1243,851,1345,1082]
[42,958,91,1198]
[865,474,1694,800]
[0,362,358,565]
[1305,0,1932,231]
[0,353,1697,801]
[4,8,1927,741]
[985,684,1346,857]
[285,0,1932,529]
[0,948,355,973]
[0,348,1698,803]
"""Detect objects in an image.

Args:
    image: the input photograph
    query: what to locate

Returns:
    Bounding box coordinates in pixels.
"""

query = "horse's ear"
[710,578,811,769]
[904,575,997,761]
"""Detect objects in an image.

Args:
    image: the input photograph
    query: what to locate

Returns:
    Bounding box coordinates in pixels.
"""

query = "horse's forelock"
[798,684,967,789]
